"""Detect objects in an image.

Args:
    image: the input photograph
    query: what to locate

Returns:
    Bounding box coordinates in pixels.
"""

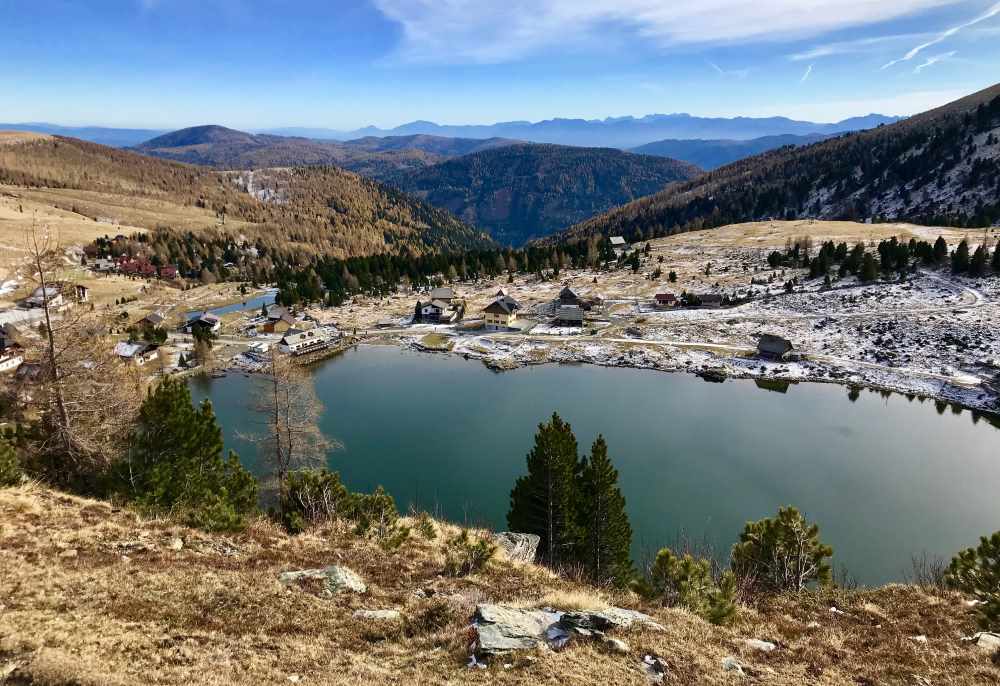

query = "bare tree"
[242,350,337,506]
[16,221,144,480]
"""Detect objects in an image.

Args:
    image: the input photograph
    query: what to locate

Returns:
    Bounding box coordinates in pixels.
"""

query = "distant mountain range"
[631,133,831,170]
[2,111,901,152]
[386,143,699,245]
[260,113,901,149]
[132,125,520,177]
[555,83,1000,245]
[0,122,166,147]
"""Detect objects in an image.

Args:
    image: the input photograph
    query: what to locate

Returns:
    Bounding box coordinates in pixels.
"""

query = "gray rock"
[472,604,562,655]
[278,565,367,595]
[722,656,745,675]
[744,638,777,653]
[492,532,540,564]
[560,608,665,632]
[642,654,669,684]
[166,537,184,551]
[972,632,1000,652]
[353,609,401,621]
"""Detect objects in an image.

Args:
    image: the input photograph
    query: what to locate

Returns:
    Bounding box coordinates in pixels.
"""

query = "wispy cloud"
[914,50,957,72]
[708,61,751,79]
[373,0,959,64]
[800,64,813,82]
[789,33,930,61]
[882,1,1000,69]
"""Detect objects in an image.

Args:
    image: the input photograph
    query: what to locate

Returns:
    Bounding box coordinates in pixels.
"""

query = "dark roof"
[654,293,677,303]
[554,305,584,323]
[757,334,793,354]
[483,298,516,315]
[141,312,164,325]
[559,286,579,301]
[700,294,724,302]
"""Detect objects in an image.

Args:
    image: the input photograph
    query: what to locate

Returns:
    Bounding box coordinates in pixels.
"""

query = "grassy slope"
[0,136,492,259]
[1,484,995,685]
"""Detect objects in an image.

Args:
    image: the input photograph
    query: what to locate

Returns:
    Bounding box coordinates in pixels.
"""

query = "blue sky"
[2,0,999,129]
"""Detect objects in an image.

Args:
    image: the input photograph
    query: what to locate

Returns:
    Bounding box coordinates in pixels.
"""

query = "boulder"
[744,638,777,653]
[472,604,563,655]
[642,654,669,684]
[492,532,540,564]
[972,632,1000,652]
[353,609,401,621]
[722,656,745,675]
[560,608,665,633]
[278,565,367,596]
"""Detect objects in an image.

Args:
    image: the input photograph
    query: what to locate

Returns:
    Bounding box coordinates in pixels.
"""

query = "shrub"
[443,530,497,577]
[414,511,437,540]
[122,376,257,531]
[278,468,351,534]
[731,506,833,594]
[0,440,21,487]
[649,548,737,625]
[946,531,1000,630]
[349,485,399,535]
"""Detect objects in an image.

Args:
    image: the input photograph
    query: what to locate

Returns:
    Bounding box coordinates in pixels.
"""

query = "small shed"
[558,286,580,306]
[654,293,678,308]
[757,334,793,361]
[553,305,584,327]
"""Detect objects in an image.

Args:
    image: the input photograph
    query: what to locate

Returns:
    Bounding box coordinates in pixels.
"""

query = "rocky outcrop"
[353,609,401,621]
[492,532,539,564]
[278,565,367,596]
[471,604,662,657]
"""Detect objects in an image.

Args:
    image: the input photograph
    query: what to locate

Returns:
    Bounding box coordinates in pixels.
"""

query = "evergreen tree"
[969,245,988,276]
[952,239,970,273]
[933,236,948,264]
[578,435,633,586]
[993,242,1000,272]
[122,377,257,530]
[859,253,878,282]
[0,439,21,487]
[946,530,1000,630]
[507,413,582,568]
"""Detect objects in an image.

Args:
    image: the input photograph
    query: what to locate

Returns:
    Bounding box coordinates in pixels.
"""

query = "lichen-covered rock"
[744,638,777,652]
[472,604,563,655]
[278,565,367,596]
[972,632,1000,652]
[492,532,540,564]
[559,608,664,633]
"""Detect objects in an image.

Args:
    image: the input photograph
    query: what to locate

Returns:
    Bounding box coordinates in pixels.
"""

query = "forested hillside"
[387,143,700,245]
[556,84,1000,245]
[0,134,492,262]
[631,133,828,170]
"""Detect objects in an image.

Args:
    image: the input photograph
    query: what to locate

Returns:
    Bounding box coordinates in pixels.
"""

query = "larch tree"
[578,435,633,586]
[18,221,143,484]
[243,350,337,512]
[507,413,582,569]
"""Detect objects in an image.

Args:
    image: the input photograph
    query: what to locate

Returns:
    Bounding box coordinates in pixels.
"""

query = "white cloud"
[708,61,751,79]
[882,1,1000,69]
[789,33,931,61]
[373,0,961,63]
[800,64,813,82]
[914,50,957,72]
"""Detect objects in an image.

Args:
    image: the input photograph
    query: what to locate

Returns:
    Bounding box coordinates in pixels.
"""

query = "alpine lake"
[189,344,1000,585]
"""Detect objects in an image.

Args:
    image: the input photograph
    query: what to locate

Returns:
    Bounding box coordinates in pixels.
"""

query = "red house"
[158,265,178,280]
[654,293,678,308]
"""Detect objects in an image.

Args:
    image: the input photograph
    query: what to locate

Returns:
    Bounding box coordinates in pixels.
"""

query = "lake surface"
[190,345,1000,584]
[186,289,277,320]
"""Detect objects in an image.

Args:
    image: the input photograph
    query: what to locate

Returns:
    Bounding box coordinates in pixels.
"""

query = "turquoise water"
[186,290,277,320]
[190,345,1000,584]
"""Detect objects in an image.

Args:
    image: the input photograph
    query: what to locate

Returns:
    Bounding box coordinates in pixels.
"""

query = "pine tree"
[122,376,257,530]
[933,236,948,264]
[507,413,582,568]
[993,243,1000,272]
[969,245,988,276]
[952,239,970,273]
[578,435,633,586]
[859,253,878,282]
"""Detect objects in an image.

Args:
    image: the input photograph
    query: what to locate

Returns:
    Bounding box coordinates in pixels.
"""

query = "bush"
[731,506,832,594]
[946,531,1000,630]
[443,530,497,577]
[0,440,21,487]
[650,548,737,625]
[122,376,257,531]
[278,468,351,534]
[348,485,398,535]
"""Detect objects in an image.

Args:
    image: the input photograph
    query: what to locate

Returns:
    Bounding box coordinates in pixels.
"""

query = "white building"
[279,329,334,356]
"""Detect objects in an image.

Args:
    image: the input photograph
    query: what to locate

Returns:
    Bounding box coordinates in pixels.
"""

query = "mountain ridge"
[552,83,1000,245]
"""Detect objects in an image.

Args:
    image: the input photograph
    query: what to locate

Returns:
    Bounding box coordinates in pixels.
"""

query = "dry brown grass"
[1,484,996,685]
